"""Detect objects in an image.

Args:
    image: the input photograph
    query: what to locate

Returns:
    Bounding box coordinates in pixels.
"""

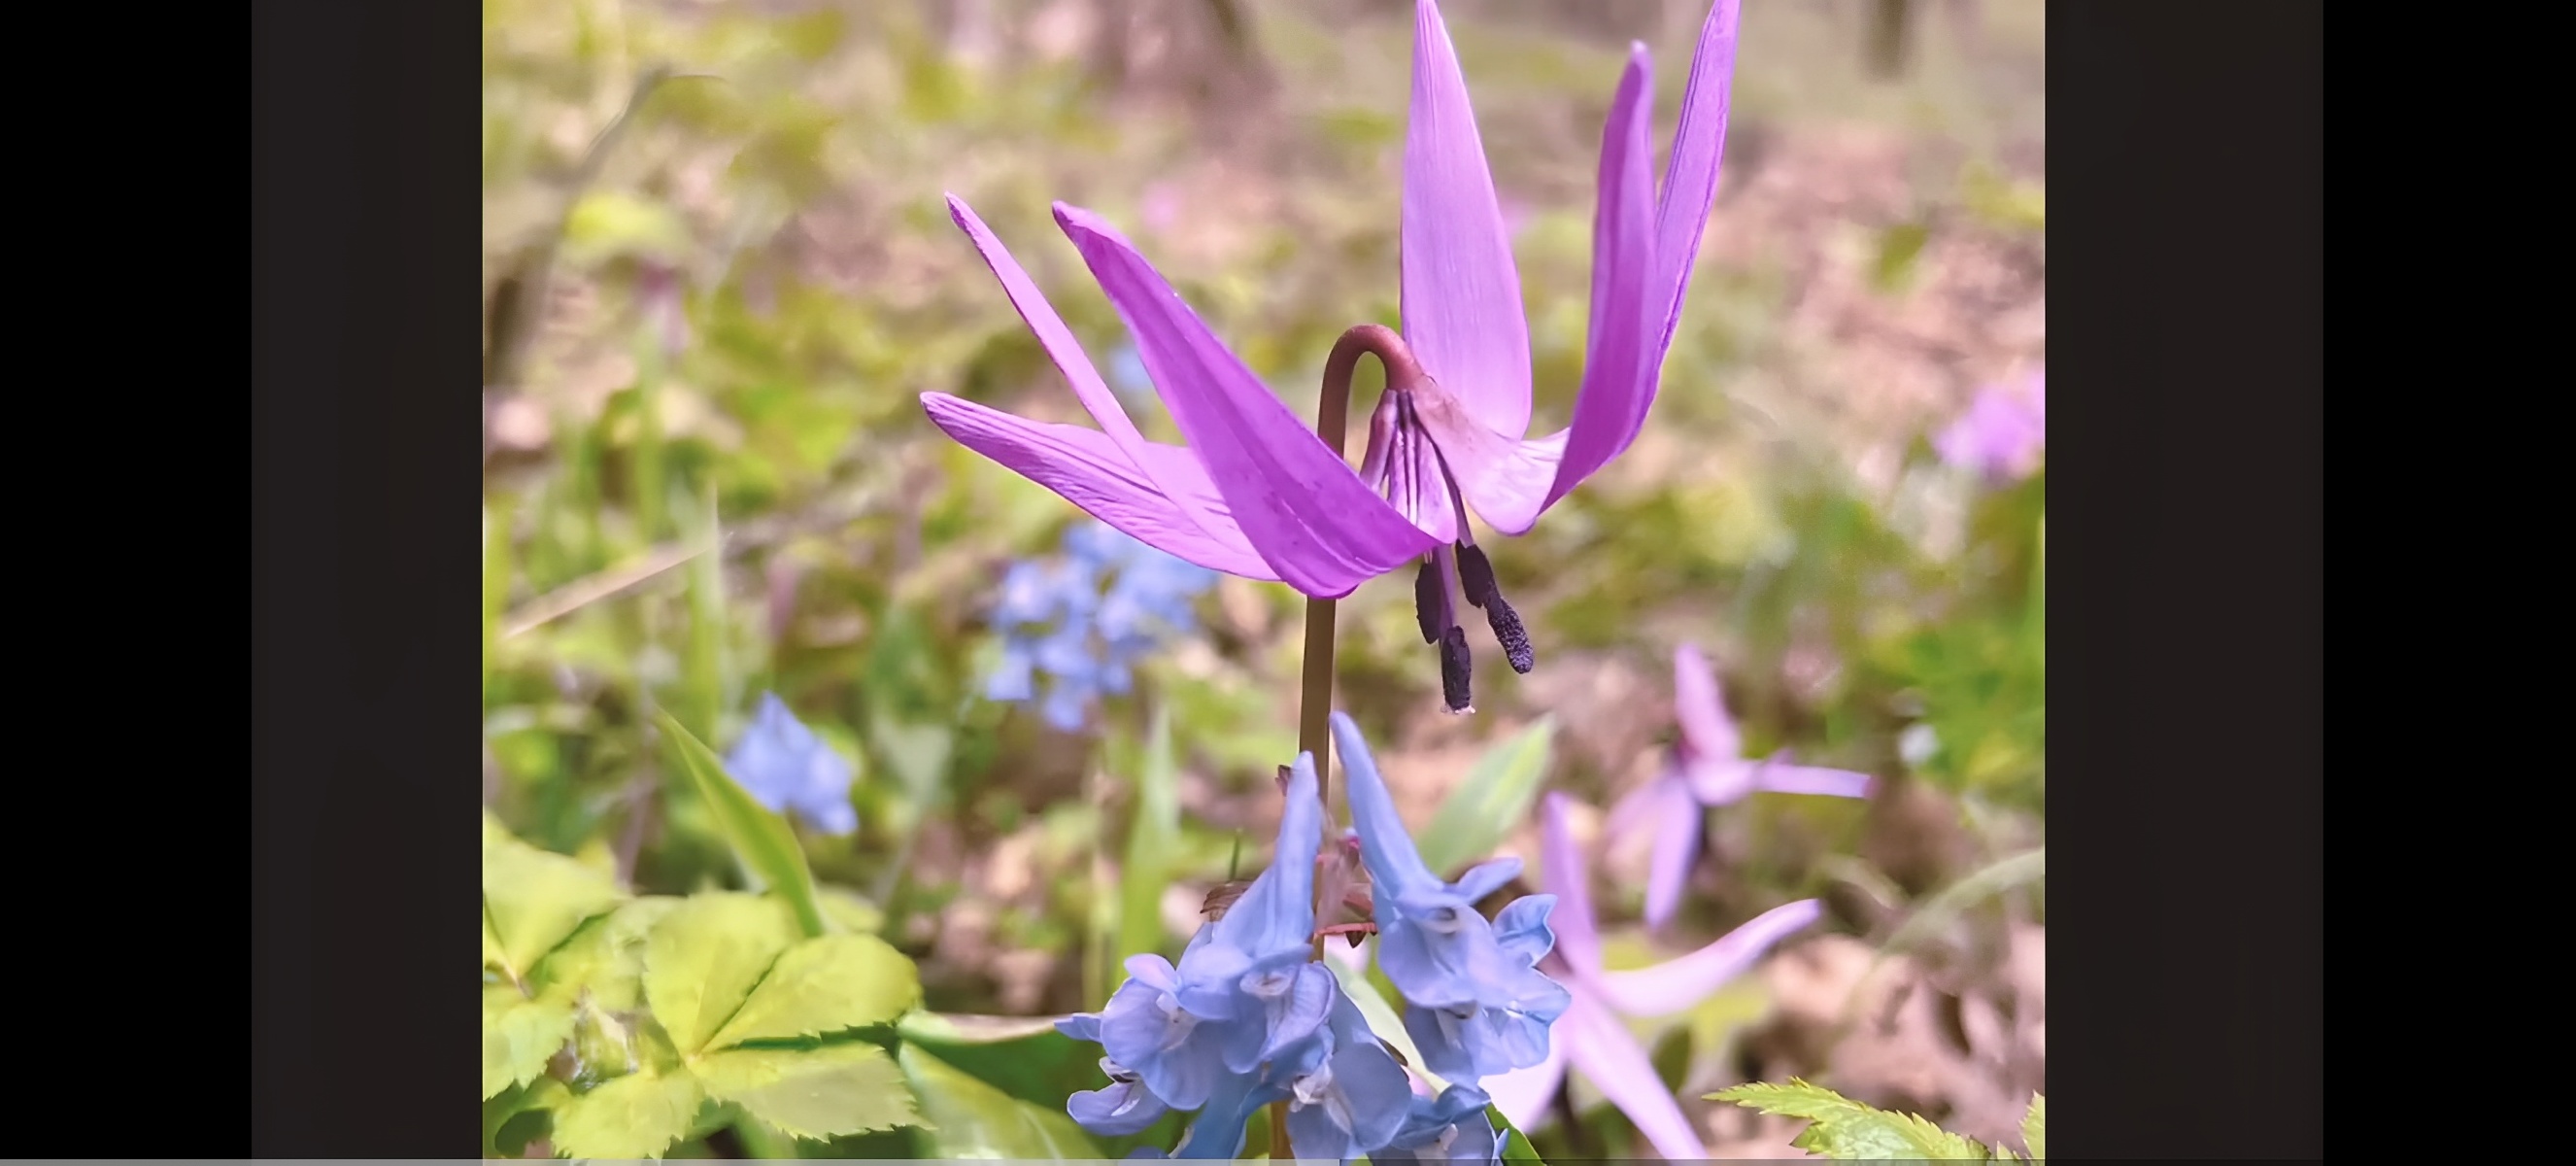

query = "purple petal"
[1055,204,1440,599]
[1537,792,1599,973]
[1640,780,1704,931]
[1558,991,1708,1160]
[943,196,1266,557]
[1480,1012,1570,1131]
[1678,755,1758,806]
[1671,641,1743,761]
[1751,762,1874,799]
[1539,46,1660,516]
[920,394,1277,579]
[1403,0,1535,441]
[1593,898,1820,1017]
[1652,0,1743,357]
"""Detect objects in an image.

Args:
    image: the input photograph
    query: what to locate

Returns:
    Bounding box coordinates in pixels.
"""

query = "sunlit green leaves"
[2021,1094,2044,1160]
[1416,717,1556,875]
[550,1068,707,1159]
[695,1042,921,1140]
[703,933,920,1047]
[484,984,577,1100]
[643,892,802,1055]
[483,811,627,981]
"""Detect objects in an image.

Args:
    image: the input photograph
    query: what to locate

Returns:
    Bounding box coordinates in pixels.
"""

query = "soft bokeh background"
[482,0,2044,1156]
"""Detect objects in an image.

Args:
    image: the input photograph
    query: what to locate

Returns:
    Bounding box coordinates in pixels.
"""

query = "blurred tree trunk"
[1867,0,1913,80]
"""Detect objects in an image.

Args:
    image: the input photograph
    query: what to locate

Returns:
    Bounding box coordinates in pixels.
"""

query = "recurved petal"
[1640,779,1704,931]
[921,392,1277,580]
[1750,762,1874,799]
[1478,1015,1569,1133]
[1056,205,1440,598]
[946,195,1263,558]
[1559,991,1709,1160]
[1671,641,1745,760]
[1542,45,1660,513]
[1332,711,1439,897]
[1591,898,1821,1017]
[1403,0,1535,441]
[1536,792,1600,973]
[1653,0,1744,356]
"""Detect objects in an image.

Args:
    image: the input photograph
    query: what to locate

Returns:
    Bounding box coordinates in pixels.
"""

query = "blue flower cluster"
[724,692,859,836]
[986,521,1218,732]
[1059,712,1569,1160]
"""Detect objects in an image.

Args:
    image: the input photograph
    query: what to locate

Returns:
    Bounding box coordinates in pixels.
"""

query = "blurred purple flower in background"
[987,520,1218,732]
[1935,368,2046,482]
[724,692,858,836]
[1483,793,1824,1159]
[1608,643,1874,929]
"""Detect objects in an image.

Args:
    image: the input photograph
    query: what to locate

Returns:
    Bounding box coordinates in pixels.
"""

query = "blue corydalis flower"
[1333,711,1572,1081]
[723,693,857,836]
[988,520,1218,732]
[1383,1082,1508,1164]
[1090,753,1330,1111]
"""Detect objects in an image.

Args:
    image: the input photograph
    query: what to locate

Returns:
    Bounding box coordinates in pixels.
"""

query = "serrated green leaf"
[704,933,921,1049]
[550,1069,707,1160]
[1490,1104,1547,1165]
[1712,1079,1994,1159]
[694,1042,923,1141]
[484,825,628,980]
[484,984,577,1099]
[899,1043,1102,1158]
[1120,703,1181,960]
[644,893,801,1055]
[1327,951,1446,1092]
[895,1011,1069,1045]
[658,709,829,938]
[2021,1094,2044,1160]
[535,896,683,1012]
[1415,718,1555,875]
[484,1077,566,1157]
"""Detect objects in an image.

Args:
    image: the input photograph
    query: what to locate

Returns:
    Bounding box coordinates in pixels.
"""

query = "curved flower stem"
[1273,324,1427,1159]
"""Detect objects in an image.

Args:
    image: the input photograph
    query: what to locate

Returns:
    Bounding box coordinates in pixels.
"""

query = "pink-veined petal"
[1652,0,1742,358]
[1559,991,1709,1160]
[1538,792,1600,974]
[1593,899,1821,1018]
[1481,1005,1571,1132]
[1640,779,1704,931]
[1056,205,1441,598]
[1540,45,1659,515]
[1672,641,1744,760]
[921,393,1277,580]
[1403,0,1534,441]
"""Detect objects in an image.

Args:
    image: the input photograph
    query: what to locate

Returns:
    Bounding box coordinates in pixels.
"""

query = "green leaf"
[694,1043,923,1141]
[820,885,886,934]
[561,189,693,267]
[2021,1094,2044,1160]
[1415,717,1556,875]
[1327,950,1446,1092]
[658,708,829,938]
[899,1043,1103,1158]
[895,1012,1069,1045]
[534,895,682,1012]
[483,822,628,981]
[1491,1104,1548,1166]
[704,933,921,1049]
[550,1069,707,1160]
[1120,703,1182,961]
[1712,1079,1996,1159]
[643,892,801,1055]
[869,710,954,804]
[484,1078,566,1157]
[483,984,576,1099]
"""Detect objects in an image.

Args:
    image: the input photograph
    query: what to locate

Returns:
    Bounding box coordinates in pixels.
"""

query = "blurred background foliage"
[482,0,2043,1156]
